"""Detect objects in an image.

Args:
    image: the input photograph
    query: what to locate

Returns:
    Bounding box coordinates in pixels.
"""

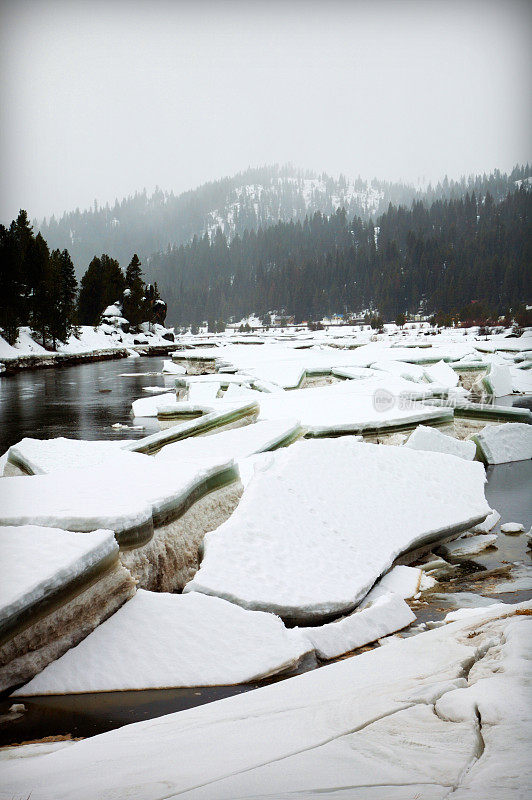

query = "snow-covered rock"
[405,425,476,460]
[185,439,489,622]
[15,590,309,695]
[472,422,532,464]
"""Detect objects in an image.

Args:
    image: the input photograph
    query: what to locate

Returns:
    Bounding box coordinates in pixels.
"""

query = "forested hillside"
[36,164,530,276]
[150,186,531,325]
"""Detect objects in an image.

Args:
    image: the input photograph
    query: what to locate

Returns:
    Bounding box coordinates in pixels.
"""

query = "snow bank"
[185,439,489,622]
[2,603,528,800]
[405,425,476,460]
[472,422,532,464]
[15,590,309,694]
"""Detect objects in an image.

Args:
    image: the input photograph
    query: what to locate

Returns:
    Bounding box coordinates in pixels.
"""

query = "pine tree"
[29,232,52,347]
[49,249,78,347]
[78,254,124,325]
[0,223,24,344]
[123,253,144,328]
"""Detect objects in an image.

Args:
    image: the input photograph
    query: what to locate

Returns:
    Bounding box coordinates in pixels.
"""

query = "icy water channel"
[0,355,171,454]
[0,358,530,745]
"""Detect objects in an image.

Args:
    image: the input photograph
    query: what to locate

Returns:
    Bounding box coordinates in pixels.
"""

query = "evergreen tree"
[29,232,52,346]
[49,249,78,347]
[122,253,144,328]
[0,223,24,344]
[78,254,125,325]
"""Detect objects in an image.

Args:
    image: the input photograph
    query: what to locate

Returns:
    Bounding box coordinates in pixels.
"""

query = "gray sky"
[1,0,530,223]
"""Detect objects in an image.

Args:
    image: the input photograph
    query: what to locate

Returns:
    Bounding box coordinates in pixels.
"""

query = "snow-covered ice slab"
[359,564,436,607]
[405,425,476,460]
[156,418,302,464]
[127,400,260,455]
[0,526,135,692]
[131,392,176,417]
[161,359,185,374]
[424,359,460,388]
[471,508,500,533]
[4,437,128,476]
[472,422,532,464]
[2,603,529,800]
[15,590,309,695]
[257,378,453,437]
[0,453,241,592]
[293,593,415,659]
[439,533,498,558]
[186,439,489,622]
[476,362,513,396]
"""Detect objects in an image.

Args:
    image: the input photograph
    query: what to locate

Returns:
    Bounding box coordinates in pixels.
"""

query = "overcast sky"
[1,0,530,222]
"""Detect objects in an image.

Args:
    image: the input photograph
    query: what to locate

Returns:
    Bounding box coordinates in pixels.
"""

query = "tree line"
[37,164,530,276]
[0,211,165,348]
[151,185,530,325]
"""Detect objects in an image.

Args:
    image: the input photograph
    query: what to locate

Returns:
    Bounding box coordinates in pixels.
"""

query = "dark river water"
[0,356,171,454]
[0,357,530,746]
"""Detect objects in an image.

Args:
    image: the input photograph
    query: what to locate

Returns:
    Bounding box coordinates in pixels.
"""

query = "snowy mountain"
[36,164,530,277]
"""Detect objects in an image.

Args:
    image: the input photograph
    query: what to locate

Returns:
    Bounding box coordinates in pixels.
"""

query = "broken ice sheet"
[15,590,310,695]
[186,439,490,623]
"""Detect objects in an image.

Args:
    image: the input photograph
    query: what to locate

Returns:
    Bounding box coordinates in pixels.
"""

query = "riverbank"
[0,326,177,375]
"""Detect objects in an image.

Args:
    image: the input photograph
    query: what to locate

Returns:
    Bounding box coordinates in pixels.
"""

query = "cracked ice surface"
[1,603,529,800]
[14,590,310,694]
[185,439,489,622]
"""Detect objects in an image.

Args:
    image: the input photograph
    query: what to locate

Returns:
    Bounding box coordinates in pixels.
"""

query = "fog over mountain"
[2,0,531,223]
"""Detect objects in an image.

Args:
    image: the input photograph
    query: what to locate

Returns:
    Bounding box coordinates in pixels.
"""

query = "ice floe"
[155,418,302,463]
[186,439,489,622]
[471,508,501,533]
[0,525,135,692]
[439,533,498,558]
[405,424,476,460]
[500,522,525,534]
[4,437,128,476]
[0,452,241,592]
[293,592,415,659]
[14,590,309,694]
[472,422,532,464]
